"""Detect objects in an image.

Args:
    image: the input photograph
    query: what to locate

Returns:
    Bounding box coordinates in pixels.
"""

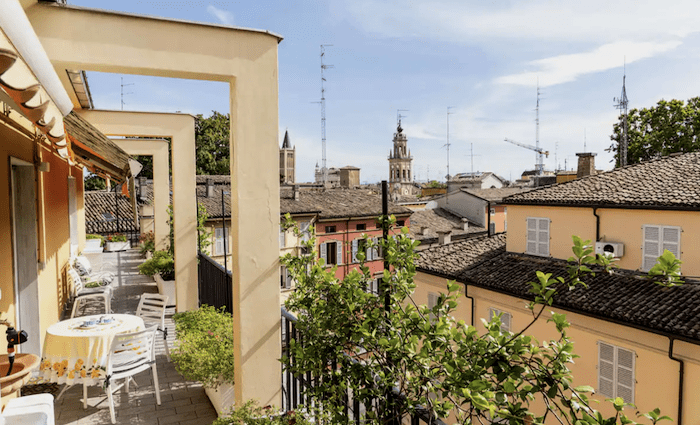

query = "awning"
[64,112,132,183]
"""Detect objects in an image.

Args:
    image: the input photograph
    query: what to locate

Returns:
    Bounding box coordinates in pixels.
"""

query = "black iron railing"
[86,219,140,247]
[281,308,446,424]
[198,251,233,312]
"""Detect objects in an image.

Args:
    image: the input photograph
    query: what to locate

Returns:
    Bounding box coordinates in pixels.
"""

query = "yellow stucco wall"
[506,205,700,276]
[414,271,700,423]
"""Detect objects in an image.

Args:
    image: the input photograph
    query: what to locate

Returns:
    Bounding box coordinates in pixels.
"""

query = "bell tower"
[279,130,295,184]
[388,119,413,196]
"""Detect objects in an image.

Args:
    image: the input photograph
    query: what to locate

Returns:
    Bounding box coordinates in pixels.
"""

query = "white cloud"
[495,40,682,87]
[206,5,234,26]
[332,0,700,43]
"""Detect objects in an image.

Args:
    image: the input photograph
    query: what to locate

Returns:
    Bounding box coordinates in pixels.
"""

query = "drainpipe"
[592,207,600,241]
[668,338,684,425]
[464,284,475,327]
[345,218,350,277]
[487,201,492,237]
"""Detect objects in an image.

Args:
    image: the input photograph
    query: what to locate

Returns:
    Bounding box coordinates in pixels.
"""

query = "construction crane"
[504,138,549,175]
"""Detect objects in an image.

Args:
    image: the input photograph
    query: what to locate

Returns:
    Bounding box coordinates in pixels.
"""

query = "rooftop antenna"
[613,59,629,167]
[120,77,134,111]
[535,80,544,175]
[319,44,334,187]
[584,128,587,152]
[555,141,559,171]
[444,107,455,203]
[427,164,430,182]
[467,143,481,175]
[397,109,409,124]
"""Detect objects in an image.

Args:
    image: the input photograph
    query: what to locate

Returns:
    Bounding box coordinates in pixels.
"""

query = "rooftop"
[415,233,506,277]
[462,187,532,203]
[461,252,700,344]
[503,152,700,209]
[408,208,485,241]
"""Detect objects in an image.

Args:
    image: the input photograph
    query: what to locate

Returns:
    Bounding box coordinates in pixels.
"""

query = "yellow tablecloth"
[40,314,145,386]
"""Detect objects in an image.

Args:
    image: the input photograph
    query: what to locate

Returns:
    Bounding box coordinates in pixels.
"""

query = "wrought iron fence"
[85,219,140,247]
[198,251,232,312]
[281,307,446,425]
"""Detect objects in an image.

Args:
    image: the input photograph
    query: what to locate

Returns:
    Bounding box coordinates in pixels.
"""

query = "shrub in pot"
[105,233,130,251]
[86,234,104,246]
[137,250,174,281]
[172,305,234,413]
[212,400,315,425]
[138,231,156,256]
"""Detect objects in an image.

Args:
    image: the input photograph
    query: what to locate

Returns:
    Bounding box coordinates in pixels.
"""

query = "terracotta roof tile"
[415,234,505,276]
[408,208,485,241]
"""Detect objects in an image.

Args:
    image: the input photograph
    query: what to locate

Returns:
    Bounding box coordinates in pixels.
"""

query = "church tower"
[280,130,295,184]
[388,119,414,196]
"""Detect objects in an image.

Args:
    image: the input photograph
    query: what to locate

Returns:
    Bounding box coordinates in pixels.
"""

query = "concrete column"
[111,139,170,250]
[230,73,281,407]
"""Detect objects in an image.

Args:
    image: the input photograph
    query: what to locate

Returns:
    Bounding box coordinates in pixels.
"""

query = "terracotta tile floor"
[26,249,219,425]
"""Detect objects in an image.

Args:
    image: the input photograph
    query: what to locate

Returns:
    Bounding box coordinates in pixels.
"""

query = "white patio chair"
[72,255,115,285]
[68,268,112,318]
[104,325,161,424]
[136,293,170,360]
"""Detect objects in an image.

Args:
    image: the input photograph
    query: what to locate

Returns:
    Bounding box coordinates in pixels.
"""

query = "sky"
[68,0,700,184]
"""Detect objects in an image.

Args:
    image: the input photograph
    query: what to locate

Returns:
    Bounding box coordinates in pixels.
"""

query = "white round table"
[40,314,145,386]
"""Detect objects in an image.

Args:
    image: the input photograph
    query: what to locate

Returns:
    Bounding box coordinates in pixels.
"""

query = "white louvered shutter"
[537,218,549,256]
[320,242,327,264]
[526,218,538,254]
[642,225,660,271]
[428,293,438,321]
[279,226,286,248]
[300,221,311,242]
[616,347,635,403]
[336,241,343,265]
[280,266,287,288]
[214,228,224,256]
[500,312,512,333]
[373,237,381,259]
[662,226,681,259]
[352,239,359,263]
[598,342,615,398]
[366,239,373,261]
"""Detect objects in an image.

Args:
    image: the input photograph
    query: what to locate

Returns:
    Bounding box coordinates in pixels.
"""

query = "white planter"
[85,239,103,251]
[205,382,235,416]
[155,273,176,307]
[105,241,130,252]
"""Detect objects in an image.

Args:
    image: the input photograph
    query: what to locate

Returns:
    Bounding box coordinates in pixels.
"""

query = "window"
[428,292,438,321]
[367,278,380,295]
[489,222,496,234]
[489,208,495,215]
[325,225,336,233]
[598,342,635,403]
[526,217,549,256]
[299,221,311,243]
[214,227,229,256]
[280,266,292,290]
[279,225,286,248]
[642,225,681,272]
[487,308,512,333]
[320,241,342,265]
[353,237,381,263]
[396,220,405,227]
[356,223,366,231]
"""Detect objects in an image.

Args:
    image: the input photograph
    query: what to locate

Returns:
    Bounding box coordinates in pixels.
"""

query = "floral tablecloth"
[40,314,144,386]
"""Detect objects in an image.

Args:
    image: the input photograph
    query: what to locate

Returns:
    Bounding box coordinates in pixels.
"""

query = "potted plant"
[138,250,176,306]
[104,233,130,252]
[171,305,235,416]
[213,400,316,424]
[85,234,104,252]
[138,231,156,259]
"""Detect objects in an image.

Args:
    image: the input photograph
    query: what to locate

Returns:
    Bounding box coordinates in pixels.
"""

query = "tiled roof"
[463,187,532,203]
[408,208,485,241]
[85,190,138,233]
[415,234,506,277]
[280,188,413,219]
[503,152,700,208]
[195,176,412,220]
[460,252,700,343]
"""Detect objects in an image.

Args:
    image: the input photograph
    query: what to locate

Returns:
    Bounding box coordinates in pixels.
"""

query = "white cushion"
[3,394,55,425]
[74,256,93,276]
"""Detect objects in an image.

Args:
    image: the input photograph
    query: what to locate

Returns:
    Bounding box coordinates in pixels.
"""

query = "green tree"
[281,216,670,425]
[196,111,230,175]
[132,154,154,179]
[84,174,106,190]
[610,97,700,166]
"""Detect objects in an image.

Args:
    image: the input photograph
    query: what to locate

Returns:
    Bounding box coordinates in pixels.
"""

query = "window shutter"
[214,228,224,256]
[336,241,343,265]
[428,293,438,321]
[280,266,287,288]
[598,342,615,398]
[373,237,381,259]
[300,221,311,242]
[537,218,549,256]
[279,226,286,248]
[286,268,293,289]
[642,225,661,271]
[320,242,327,264]
[352,239,359,263]
[501,312,512,333]
[662,226,680,258]
[526,218,537,254]
[366,239,373,261]
[616,347,635,403]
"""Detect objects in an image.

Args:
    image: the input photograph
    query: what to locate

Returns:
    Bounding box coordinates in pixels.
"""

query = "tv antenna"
[613,60,629,167]
[466,143,482,176]
[319,44,334,186]
[444,107,455,203]
[120,77,134,111]
[397,109,409,125]
[534,82,543,174]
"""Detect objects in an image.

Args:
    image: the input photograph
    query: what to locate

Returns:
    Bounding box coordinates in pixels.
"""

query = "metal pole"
[382,180,389,277]
[114,182,120,234]
[221,191,228,275]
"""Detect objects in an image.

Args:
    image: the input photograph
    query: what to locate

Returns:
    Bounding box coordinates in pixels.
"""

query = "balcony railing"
[281,307,447,424]
[198,251,232,312]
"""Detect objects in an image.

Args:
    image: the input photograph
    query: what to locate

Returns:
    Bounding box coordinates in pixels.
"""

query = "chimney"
[293,184,300,201]
[437,230,451,245]
[206,179,214,198]
[461,218,469,231]
[419,226,428,235]
[576,152,596,178]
